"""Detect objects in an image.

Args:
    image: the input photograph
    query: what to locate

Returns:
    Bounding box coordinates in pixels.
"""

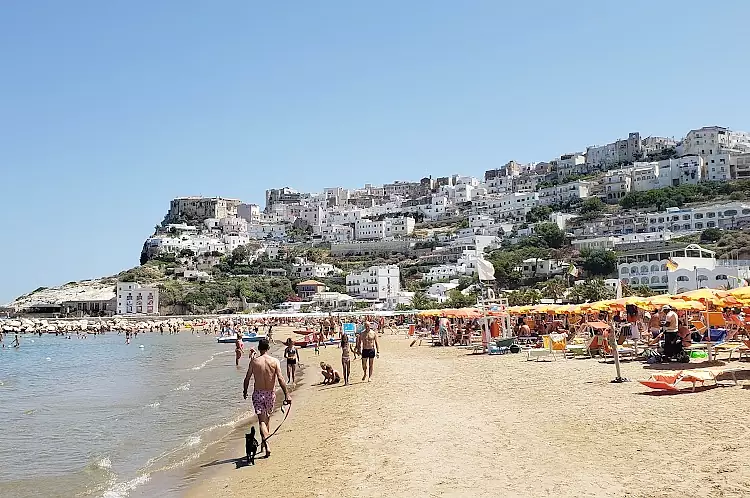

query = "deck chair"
[527,333,567,361]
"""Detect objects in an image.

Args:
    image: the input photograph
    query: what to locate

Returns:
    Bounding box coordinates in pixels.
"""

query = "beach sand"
[187,333,750,498]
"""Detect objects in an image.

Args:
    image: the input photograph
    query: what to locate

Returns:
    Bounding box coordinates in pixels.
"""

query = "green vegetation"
[619,181,750,211]
[579,248,617,277]
[700,228,723,243]
[525,206,552,223]
[534,223,566,249]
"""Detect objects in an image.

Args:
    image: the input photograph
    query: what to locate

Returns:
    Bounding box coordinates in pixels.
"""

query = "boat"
[242,332,267,343]
[216,335,239,344]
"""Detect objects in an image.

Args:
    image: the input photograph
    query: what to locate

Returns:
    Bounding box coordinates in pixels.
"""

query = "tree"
[624,284,656,298]
[526,206,552,223]
[411,291,437,310]
[534,223,566,249]
[179,248,195,258]
[505,288,542,306]
[580,248,617,277]
[577,279,614,302]
[700,228,722,243]
[231,245,249,264]
[444,289,476,308]
[579,197,605,215]
[539,278,567,301]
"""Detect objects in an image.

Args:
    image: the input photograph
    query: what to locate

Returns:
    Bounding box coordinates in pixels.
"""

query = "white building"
[292,262,341,279]
[317,224,354,243]
[346,266,401,300]
[603,168,633,202]
[237,203,261,223]
[116,282,159,315]
[617,244,750,294]
[586,132,643,169]
[425,282,460,303]
[247,223,286,239]
[516,258,570,278]
[422,264,467,282]
[472,192,538,222]
[354,217,415,241]
[704,151,731,181]
[682,126,750,157]
[537,181,590,206]
[553,153,587,179]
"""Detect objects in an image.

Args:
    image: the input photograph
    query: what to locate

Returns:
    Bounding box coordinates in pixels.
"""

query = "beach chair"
[527,334,567,361]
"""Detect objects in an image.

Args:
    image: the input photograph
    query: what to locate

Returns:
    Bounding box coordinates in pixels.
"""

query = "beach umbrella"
[676,288,740,307]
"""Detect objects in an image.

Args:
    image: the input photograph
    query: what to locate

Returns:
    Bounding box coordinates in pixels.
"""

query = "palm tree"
[539,278,567,301]
[580,279,614,302]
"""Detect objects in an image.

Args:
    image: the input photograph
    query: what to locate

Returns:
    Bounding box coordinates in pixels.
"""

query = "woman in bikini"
[235,332,244,366]
[284,338,300,384]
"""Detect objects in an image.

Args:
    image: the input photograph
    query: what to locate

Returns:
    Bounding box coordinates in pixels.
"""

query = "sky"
[1,0,750,303]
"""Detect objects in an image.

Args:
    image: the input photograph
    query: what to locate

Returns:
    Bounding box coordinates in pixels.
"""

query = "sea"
[0,331,275,498]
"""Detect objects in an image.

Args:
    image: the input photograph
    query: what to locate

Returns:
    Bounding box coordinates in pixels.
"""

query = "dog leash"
[264,401,292,442]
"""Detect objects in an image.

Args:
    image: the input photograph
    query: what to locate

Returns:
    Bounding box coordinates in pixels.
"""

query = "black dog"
[245,426,259,465]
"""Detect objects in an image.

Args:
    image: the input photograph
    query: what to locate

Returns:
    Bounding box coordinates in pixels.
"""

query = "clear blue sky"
[1,0,749,303]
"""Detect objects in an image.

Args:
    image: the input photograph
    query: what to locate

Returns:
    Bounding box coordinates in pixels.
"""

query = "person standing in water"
[283,338,300,384]
[243,339,290,459]
[356,322,379,382]
[235,332,245,367]
[12,333,20,348]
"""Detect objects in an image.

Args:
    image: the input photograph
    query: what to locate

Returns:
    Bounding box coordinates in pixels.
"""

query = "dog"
[245,426,259,465]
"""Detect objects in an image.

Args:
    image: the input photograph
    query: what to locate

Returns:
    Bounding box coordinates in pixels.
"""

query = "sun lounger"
[639,368,741,392]
[527,334,567,361]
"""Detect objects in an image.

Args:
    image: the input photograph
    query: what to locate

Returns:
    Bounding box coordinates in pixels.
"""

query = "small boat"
[242,333,267,343]
[216,335,239,344]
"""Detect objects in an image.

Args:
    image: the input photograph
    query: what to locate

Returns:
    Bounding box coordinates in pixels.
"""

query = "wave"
[191,350,232,371]
[97,457,112,470]
[172,383,190,392]
[101,473,151,498]
[146,402,160,409]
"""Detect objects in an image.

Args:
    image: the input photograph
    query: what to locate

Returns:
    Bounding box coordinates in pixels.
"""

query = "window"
[651,264,659,272]
[707,221,716,228]
[640,265,649,273]
[661,275,668,283]
[631,266,639,274]
[716,274,728,280]
[631,278,639,285]
[621,267,629,275]
[651,276,660,284]
[707,212,715,218]
[694,213,703,219]
[695,222,703,229]
[661,263,667,271]
[697,275,708,282]
[641,277,649,285]
[677,276,689,282]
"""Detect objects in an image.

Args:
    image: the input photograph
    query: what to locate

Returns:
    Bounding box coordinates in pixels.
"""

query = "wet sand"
[186,333,750,498]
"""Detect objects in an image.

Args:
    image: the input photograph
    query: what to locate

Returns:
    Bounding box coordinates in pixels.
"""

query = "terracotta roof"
[297,280,325,287]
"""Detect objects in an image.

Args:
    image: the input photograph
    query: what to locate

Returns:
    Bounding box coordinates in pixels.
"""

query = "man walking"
[356,322,379,382]
[243,339,291,458]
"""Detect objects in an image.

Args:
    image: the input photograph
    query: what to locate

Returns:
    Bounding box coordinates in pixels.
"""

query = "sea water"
[0,332,267,498]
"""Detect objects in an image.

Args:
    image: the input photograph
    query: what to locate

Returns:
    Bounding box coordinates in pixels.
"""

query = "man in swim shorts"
[243,338,290,458]
[356,322,379,382]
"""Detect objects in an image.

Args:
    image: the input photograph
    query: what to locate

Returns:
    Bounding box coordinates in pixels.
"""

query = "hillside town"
[6,125,750,317]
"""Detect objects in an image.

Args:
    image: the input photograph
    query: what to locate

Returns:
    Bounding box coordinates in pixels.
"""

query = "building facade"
[116,282,159,315]
[346,266,401,300]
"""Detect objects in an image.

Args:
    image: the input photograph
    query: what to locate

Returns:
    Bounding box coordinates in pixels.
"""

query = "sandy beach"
[188,333,750,498]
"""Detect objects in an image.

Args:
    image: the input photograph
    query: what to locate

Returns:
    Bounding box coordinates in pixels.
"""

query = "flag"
[476,258,496,281]
[666,258,679,271]
[568,263,579,277]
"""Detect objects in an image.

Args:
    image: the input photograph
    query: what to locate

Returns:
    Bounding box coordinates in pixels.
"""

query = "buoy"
[46,357,51,361]
[139,345,145,349]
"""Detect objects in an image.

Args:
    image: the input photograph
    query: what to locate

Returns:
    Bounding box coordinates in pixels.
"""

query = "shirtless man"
[243,339,291,458]
[356,322,379,382]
